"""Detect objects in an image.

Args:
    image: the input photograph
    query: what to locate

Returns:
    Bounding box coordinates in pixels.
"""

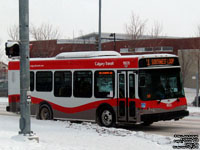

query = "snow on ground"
[184,88,197,105]
[0,88,199,150]
[0,115,173,150]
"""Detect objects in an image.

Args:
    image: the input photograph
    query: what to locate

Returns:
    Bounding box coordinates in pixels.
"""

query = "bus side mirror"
[140,76,146,87]
[5,41,20,58]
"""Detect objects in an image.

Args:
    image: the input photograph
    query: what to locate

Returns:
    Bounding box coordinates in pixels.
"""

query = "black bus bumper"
[141,110,189,122]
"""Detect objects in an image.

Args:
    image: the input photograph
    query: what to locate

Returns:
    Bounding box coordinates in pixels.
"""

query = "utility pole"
[19,0,32,135]
[196,58,199,107]
[110,33,116,51]
[98,0,102,51]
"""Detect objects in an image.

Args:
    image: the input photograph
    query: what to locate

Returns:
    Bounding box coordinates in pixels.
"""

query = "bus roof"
[8,51,179,70]
[9,51,178,62]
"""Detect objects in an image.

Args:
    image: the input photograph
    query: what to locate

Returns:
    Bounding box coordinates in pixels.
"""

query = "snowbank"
[0,115,173,150]
[184,88,197,105]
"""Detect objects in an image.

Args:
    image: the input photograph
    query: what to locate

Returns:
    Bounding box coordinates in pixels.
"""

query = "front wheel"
[98,107,115,127]
[39,104,53,120]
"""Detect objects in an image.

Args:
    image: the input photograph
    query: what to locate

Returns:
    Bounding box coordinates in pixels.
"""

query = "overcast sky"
[1,0,200,44]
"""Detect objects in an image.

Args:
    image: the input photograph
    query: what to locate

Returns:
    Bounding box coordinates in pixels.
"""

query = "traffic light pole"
[19,0,32,135]
[98,0,102,51]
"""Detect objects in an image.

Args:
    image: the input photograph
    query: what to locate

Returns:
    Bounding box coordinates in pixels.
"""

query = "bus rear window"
[94,71,115,98]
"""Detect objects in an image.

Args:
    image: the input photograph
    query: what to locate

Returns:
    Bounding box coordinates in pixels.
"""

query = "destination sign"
[139,57,179,67]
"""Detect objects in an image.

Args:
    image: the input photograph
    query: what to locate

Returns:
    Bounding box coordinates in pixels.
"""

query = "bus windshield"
[139,68,184,101]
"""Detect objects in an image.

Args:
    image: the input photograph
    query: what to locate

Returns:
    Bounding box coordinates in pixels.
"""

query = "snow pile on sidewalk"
[0,97,8,111]
[184,88,196,105]
[0,115,173,150]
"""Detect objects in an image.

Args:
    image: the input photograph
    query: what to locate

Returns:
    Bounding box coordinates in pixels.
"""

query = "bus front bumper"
[141,110,189,122]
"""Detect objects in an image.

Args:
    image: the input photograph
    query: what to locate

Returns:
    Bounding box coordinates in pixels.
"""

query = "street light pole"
[110,33,116,51]
[196,58,199,107]
[98,0,102,51]
[19,0,32,135]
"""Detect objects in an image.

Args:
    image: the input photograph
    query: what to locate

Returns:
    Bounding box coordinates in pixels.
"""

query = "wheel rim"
[40,107,50,120]
[101,110,113,126]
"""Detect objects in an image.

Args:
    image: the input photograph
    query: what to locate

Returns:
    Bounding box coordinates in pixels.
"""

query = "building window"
[94,71,115,98]
[74,71,92,98]
[162,47,173,51]
[36,71,52,92]
[120,48,129,53]
[135,47,173,52]
[135,48,145,52]
[54,71,72,97]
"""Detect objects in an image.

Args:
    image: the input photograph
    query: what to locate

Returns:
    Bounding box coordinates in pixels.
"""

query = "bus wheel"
[39,104,53,120]
[98,107,115,127]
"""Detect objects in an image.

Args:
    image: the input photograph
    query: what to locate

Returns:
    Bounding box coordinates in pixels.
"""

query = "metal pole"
[19,0,32,135]
[196,58,199,107]
[113,33,116,51]
[98,0,102,51]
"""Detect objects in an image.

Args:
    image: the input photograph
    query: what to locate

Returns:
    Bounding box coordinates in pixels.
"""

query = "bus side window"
[73,71,92,98]
[119,74,125,98]
[94,71,115,98]
[36,71,52,92]
[129,74,135,98]
[54,71,72,97]
[30,71,34,91]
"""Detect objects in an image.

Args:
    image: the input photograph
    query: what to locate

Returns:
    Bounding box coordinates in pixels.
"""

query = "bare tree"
[149,21,163,38]
[178,50,193,86]
[125,12,147,40]
[0,39,3,61]
[194,24,200,37]
[7,24,19,41]
[0,39,8,64]
[30,23,62,40]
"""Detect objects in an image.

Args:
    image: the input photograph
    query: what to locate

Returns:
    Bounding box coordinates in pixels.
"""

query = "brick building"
[30,36,200,57]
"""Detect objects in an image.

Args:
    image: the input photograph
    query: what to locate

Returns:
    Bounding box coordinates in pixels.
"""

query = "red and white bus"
[7,51,189,127]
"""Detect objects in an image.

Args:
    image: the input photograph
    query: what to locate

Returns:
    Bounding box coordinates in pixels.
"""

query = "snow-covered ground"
[0,88,199,150]
[0,115,174,150]
[184,88,197,105]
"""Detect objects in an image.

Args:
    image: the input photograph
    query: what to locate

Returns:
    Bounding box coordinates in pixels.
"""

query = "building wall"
[30,40,95,58]
[30,38,200,58]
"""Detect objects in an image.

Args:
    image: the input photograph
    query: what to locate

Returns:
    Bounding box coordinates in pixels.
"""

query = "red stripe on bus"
[8,95,20,103]
[31,97,118,114]
[8,94,187,113]
[8,58,138,70]
[140,97,187,110]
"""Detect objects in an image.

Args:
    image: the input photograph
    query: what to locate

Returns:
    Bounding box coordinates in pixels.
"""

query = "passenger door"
[117,71,136,122]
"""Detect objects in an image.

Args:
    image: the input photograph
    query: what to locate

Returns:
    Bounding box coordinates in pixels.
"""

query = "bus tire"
[97,106,115,127]
[39,104,53,120]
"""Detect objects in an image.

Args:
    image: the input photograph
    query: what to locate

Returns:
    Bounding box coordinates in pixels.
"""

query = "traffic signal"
[5,41,20,58]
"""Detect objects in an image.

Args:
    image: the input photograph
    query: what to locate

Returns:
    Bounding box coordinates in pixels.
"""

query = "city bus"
[7,51,189,127]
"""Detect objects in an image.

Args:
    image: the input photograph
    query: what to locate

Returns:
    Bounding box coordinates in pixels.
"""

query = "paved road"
[121,113,200,137]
